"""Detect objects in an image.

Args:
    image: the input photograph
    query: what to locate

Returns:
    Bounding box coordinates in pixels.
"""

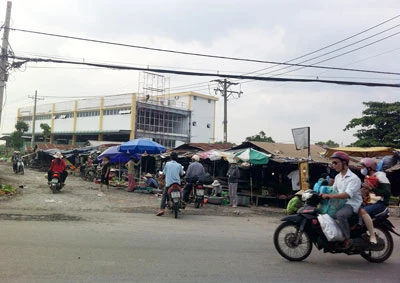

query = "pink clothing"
[127,173,136,192]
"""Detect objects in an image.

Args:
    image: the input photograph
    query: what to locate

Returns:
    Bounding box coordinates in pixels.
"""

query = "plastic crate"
[237,195,250,207]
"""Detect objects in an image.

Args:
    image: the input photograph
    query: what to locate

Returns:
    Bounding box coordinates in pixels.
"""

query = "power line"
[8,55,400,88]
[272,30,400,78]
[244,14,400,77]
[7,27,400,76]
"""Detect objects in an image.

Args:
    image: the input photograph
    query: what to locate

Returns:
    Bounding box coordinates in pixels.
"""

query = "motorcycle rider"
[321,151,362,250]
[358,157,392,244]
[182,154,205,203]
[156,152,184,216]
[48,152,68,185]
[12,151,20,172]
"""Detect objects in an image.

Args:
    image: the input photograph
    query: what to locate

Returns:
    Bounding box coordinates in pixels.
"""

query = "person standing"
[321,151,362,250]
[156,152,184,216]
[183,154,205,203]
[125,157,138,192]
[99,156,111,195]
[227,159,240,208]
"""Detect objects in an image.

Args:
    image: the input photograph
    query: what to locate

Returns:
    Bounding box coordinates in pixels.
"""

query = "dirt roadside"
[0,162,283,217]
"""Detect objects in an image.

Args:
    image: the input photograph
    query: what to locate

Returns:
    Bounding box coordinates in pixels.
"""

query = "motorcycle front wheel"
[273,222,312,261]
[360,226,393,263]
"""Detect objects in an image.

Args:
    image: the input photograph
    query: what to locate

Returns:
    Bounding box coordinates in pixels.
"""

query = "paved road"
[0,210,399,283]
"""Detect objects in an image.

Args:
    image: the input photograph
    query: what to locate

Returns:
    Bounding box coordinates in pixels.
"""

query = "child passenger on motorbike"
[320,151,362,250]
[358,158,392,244]
[48,152,68,185]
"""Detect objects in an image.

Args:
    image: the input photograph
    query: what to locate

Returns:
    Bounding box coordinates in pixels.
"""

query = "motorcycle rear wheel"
[173,202,179,218]
[360,226,393,263]
[273,222,312,261]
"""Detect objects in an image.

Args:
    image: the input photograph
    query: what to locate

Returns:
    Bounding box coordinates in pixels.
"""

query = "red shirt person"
[48,152,68,184]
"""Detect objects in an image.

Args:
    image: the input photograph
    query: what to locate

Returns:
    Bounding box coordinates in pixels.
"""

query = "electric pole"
[28,90,44,148]
[0,1,12,127]
[212,78,243,143]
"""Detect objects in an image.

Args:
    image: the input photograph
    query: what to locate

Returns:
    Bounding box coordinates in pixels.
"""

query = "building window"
[192,121,197,126]
[207,123,211,128]
[193,96,197,100]
[208,99,211,103]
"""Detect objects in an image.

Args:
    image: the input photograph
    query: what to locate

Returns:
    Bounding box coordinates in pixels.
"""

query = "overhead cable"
[8,55,400,88]
[7,27,400,75]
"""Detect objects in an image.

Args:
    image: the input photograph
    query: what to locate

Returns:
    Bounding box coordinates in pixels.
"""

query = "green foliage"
[344,101,400,147]
[245,131,275,143]
[10,120,29,150]
[315,140,339,148]
[40,123,51,142]
[15,120,29,132]
[9,131,24,150]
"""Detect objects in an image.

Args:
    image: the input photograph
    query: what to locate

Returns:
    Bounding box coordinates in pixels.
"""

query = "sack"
[198,173,213,185]
[317,214,344,242]
[185,176,198,184]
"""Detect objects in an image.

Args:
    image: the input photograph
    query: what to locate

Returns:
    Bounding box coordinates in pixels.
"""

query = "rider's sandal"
[342,239,353,250]
[156,210,164,216]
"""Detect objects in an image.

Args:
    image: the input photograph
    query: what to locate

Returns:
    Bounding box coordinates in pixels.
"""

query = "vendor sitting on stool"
[211,180,222,197]
[142,173,159,189]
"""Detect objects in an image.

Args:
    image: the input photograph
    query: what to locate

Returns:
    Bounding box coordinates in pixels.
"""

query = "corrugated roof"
[35,144,82,150]
[174,143,233,152]
[230,142,328,163]
[87,140,123,147]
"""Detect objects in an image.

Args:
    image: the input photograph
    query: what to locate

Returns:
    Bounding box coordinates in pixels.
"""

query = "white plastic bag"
[317,213,344,242]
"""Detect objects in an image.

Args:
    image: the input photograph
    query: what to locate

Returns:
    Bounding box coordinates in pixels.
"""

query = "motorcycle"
[48,172,64,194]
[184,177,206,208]
[166,183,183,218]
[14,157,24,175]
[273,190,400,263]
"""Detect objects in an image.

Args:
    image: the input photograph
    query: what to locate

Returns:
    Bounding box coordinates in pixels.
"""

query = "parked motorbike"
[48,172,63,194]
[14,158,24,175]
[166,183,183,218]
[273,190,400,263]
[184,178,206,208]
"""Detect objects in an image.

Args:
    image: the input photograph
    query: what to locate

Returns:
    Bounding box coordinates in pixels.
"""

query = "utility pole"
[28,90,44,148]
[212,78,243,143]
[0,1,12,127]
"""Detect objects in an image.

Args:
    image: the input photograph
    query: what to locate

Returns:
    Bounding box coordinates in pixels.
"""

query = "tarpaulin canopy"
[197,149,229,161]
[234,148,271,165]
[98,145,139,163]
[119,138,166,155]
[324,147,396,158]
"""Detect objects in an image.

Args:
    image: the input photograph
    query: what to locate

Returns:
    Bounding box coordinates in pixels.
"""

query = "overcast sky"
[1,0,399,146]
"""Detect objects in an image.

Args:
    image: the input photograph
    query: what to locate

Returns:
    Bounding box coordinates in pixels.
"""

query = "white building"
[17,92,218,148]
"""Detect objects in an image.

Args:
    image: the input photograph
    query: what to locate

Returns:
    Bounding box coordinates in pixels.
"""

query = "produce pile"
[0,184,17,196]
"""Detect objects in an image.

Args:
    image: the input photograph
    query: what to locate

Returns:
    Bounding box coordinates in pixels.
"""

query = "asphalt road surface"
[0,210,399,283]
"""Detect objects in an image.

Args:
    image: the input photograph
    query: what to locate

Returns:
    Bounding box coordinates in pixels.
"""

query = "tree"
[245,131,275,143]
[344,101,400,147]
[10,120,29,150]
[40,123,51,142]
[315,140,339,148]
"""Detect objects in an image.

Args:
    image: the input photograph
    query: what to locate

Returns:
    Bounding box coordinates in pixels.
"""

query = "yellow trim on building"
[130,93,137,140]
[50,104,55,144]
[98,97,104,141]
